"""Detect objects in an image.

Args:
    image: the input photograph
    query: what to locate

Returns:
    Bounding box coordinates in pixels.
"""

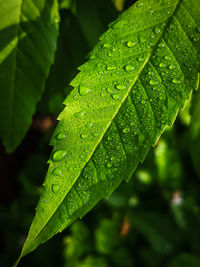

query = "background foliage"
[0,0,200,266]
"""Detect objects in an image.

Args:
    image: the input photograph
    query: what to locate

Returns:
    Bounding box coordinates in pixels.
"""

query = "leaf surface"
[0,0,59,152]
[19,0,200,260]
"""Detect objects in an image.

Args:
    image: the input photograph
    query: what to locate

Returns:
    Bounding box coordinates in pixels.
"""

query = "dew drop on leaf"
[52,150,66,162]
[74,110,86,118]
[125,65,135,72]
[57,133,65,140]
[169,65,175,69]
[52,184,60,194]
[172,79,181,84]
[149,80,157,85]
[103,43,111,48]
[159,63,165,68]
[116,84,125,90]
[112,19,126,29]
[136,2,144,7]
[126,41,135,47]
[112,94,120,100]
[123,127,130,133]
[79,85,91,96]
[107,88,113,93]
[53,167,62,176]
[81,133,88,139]
[106,66,116,71]
[154,27,161,34]
[86,122,93,128]
[92,132,99,137]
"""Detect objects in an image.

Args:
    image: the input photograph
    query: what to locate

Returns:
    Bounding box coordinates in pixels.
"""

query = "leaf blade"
[0,0,59,152]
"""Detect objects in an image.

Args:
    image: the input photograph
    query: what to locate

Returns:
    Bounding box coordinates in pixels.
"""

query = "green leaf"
[18,0,200,262]
[189,89,200,177]
[0,0,59,153]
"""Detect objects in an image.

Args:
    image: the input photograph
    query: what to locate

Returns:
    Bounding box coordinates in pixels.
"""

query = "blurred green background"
[0,0,200,266]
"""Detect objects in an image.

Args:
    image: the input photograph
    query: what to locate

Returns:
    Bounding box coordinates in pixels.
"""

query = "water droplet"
[158,43,165,47]
[110,157,115,161]
[92,132,99,137]
[116,84,125,90]
[106,66,116,71]
[103,43,111,48]
[107,88,113,93]
[100,92,105,97]
[123,127,130,133]
[86,122,93,127]
[126,41,135,47]
[159,63,165,68]
[138,57,143,62]
[81,133,88,139]
[52,184,60,194]
[74,110,86,118]
[149,80,157,85]
[53,150,66,161]
[169,65,175,69]
[79,85,91,96]
[108,53,112,57]
[136,2,144,7]
[107,163,112,168]
[154,27,161,34]
[53,167,62,176]
[84,149,89,153]
[172,79,181,84]
[112,94,119,100]
[57,133,65,140]
[165,56,170,60]
[125,65,135,72]
[112,19,126,29]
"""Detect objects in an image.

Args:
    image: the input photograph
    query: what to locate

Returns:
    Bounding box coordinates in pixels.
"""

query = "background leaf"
[189,88,200,177]
[18,0,200,262]
[0,0,59,153]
